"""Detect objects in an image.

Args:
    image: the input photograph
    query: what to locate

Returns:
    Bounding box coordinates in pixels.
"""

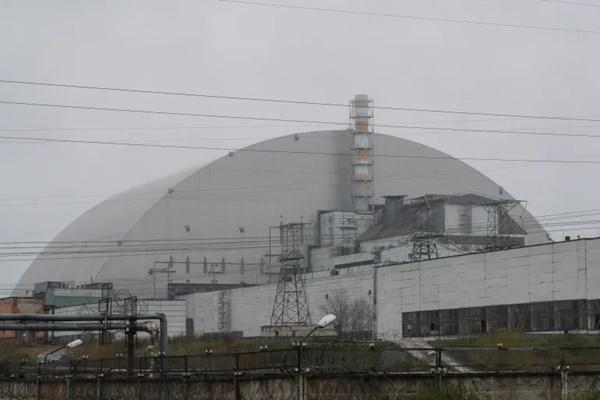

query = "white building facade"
[182,238,600,338]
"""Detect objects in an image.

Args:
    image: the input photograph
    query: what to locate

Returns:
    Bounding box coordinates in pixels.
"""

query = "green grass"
[414,384,480,400]
[570,392,600,400]
[430,331,600,371]
[0,336,428,372]
[431,330,600,348]
[0,343,54,363]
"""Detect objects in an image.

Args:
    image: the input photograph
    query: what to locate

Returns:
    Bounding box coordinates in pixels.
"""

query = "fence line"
[2,345,600,380]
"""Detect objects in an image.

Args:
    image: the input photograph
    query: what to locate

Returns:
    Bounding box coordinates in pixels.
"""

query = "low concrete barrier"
[0,370,600,400]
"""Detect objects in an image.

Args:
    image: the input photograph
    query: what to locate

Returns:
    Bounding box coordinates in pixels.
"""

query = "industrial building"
[14,95,592,340]
[186,237,600,338]
[0,297,44,343]
[15,126,546,297]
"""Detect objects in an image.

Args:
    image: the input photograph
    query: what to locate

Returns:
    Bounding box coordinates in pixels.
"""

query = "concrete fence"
[1,371,600,400]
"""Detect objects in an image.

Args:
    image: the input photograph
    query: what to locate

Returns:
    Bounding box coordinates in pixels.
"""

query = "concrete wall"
[185,238,600,339]
[0,297,43,314]
[0,297,44,342]
[319,210,373,248]
[376,239,599,338]
[184,268,373,336]
[445,203,488,236]
[1,372,599,399]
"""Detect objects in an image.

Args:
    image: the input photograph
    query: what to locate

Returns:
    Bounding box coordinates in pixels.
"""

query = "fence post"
[65,377,71,400]
[36,362,41,400]
[434,348,444,391]
[559,350,569,400]
[295,345,302,400]
[233,371,241,400]
[127,317,135,376]
[96,374,103,400]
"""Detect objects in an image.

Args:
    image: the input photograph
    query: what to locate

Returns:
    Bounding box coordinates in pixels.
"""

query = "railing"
[2,345,600,379]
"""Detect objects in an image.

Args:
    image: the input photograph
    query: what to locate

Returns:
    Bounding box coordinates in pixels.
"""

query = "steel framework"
[485,200,521,250]
[270,223,312,325]
[409,198,443,262]
[410,233,440,262]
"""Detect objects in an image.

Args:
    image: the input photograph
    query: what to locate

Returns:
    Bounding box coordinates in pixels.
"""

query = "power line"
[218,0,600,35]
[0,206,597,250]
[0,99,345,126]
[541,0,600,7]
[0,211,597,264]
[2,133,600,165]
[4,99,600,141]
[2,79,600,123]
[0,222,597,263]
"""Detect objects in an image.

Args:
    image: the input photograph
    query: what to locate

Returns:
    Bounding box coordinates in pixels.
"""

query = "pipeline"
[0,322,149,331]
[0,313,168,354]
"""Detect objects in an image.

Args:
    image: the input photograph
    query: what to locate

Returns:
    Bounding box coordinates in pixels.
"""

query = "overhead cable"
[541,0,600,7]
[1,133,600,165]
[2,79,600,123]
[218,0,600,35]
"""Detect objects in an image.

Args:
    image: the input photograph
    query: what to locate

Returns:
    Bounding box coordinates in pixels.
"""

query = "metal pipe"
[0,313,164,321]
[0,323,152,331]
[0,313,168,354]
[158,313,168,355]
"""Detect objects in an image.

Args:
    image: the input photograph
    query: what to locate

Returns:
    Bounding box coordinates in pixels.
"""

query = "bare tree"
[321,289,374,338]
[320,290,350,336]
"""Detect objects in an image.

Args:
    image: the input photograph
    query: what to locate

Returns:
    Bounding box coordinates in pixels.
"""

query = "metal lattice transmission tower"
[485,200,521,250]
[410,233,440,262]
[270,223,312,326]
[409,196,444,262]
[350,94,374,213]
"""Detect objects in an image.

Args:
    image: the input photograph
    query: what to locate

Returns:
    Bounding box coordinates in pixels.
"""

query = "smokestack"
[350,94,374,213]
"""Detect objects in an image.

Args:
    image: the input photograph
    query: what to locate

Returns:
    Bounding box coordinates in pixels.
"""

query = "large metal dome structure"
[16,130,549,296]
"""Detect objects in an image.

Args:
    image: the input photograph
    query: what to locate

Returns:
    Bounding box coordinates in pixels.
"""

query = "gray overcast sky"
[0,0,599,286]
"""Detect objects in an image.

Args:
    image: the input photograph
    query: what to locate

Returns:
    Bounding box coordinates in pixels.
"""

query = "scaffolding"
[485,200,521,250]
[409,196,443,262]
[270,222,312,326]
[410,233,441,262]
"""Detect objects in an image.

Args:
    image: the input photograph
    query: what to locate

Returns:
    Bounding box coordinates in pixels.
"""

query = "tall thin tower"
[350,94,375,213]
[270,222,311,326]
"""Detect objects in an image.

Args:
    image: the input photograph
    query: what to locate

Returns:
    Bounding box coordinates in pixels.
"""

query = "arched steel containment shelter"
[17,131,549,297]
